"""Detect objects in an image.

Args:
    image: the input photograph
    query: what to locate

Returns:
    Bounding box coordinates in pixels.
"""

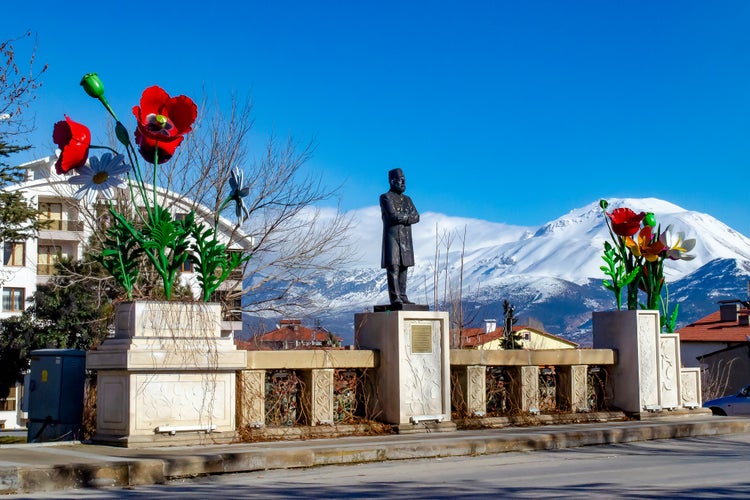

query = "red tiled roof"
[457,325,577,348]
[677,310,750,343]
[460,327,504,347]
[253,321,343,344]
[234,339,275,350]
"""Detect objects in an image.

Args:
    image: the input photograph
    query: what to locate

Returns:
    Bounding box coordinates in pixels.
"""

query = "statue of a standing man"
[380,168,419,305]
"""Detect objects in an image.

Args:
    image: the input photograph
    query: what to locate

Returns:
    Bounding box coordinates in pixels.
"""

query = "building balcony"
[43,220,84,232]
[39,220,85,241]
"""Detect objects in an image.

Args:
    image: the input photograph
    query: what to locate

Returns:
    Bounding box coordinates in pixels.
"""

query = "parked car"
[703,386,750,416]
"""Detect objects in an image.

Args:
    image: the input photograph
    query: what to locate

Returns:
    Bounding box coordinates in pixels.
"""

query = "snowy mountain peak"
[277,197,750,344]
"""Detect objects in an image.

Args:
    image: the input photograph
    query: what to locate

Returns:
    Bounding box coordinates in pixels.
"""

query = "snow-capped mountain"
[251,198,750,346]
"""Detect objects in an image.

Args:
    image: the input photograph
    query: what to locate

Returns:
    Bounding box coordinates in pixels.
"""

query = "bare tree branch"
[80,93,353,316]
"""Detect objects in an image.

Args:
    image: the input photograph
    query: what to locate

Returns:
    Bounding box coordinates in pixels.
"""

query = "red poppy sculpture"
[132,86,197,164]
[606,208,645,237]
[52,74,249,301]
[52,115,91,175]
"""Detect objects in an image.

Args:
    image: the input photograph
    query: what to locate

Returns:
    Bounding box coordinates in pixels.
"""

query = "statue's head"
[388,168,405,194]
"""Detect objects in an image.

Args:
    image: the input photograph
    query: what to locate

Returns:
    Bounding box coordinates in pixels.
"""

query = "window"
[37,245,62,275]
[3,242,25,267]
[2,288,25,312]
[39,202,63,230]
[0,386,17,412]
[38,202,82,231]
[181,255,194,273]
[210,290,242,321]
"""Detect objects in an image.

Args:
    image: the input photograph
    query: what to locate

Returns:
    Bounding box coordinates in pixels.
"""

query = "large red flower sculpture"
[606,208,645,237]
[52,115,91,175]
[132,85,197,164]
[132,86,197,142]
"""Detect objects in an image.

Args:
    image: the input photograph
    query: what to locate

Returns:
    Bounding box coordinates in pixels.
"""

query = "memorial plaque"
[411,325,433,354]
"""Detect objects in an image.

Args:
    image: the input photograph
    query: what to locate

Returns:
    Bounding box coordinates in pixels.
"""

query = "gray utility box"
[27,349,86,442]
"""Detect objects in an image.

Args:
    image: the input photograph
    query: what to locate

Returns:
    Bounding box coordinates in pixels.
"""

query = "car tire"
[709,407,727,416]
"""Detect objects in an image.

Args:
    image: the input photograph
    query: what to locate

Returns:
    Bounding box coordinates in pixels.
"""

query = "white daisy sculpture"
[69,153,131,205]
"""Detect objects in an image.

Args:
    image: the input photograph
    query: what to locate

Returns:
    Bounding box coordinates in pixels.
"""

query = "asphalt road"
[6,433,750,499]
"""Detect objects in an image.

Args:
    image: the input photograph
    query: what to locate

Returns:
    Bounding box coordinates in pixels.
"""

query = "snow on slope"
[331,197,750,307]
[251,197,750,343]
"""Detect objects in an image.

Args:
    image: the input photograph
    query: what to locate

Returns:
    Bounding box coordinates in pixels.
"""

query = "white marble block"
[354,310,451,426]
[680,368,702,408]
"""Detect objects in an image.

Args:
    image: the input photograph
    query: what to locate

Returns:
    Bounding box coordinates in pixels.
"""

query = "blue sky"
[6,1,750,234]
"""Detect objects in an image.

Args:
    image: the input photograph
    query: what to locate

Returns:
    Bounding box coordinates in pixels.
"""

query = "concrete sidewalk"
[1,414,749,495]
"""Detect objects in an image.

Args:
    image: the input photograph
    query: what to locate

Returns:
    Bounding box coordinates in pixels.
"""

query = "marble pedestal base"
[355,310,454,431]
[87,301,247,447]
[593,310,661,415]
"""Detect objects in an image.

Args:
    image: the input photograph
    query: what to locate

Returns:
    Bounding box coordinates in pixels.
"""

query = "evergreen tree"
[500,299,523,350]
[0,33,48,398]
[0,258,115,398]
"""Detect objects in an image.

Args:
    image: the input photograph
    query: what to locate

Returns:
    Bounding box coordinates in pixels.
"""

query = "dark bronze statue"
[380,168,419,305]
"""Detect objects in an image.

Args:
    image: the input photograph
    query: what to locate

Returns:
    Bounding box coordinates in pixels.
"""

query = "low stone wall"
[236,348,617,430]
[238,350,377,428]
[450,349,616,417]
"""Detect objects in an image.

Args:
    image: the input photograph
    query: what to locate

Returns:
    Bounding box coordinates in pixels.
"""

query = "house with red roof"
[241,319,343,350]
[677,300,750,367]
[677,300,750,397]
[454,319,579,350]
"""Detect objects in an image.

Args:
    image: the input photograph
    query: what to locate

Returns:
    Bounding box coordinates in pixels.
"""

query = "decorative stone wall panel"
[658,334,681,409]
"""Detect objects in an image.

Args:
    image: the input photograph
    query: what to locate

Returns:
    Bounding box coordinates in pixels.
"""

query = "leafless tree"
[75,93,353,315]
[187,96,352,315]
[0,32,47,143]
[0,32,47,284]
[428,224,482,347]
[701,358,739,401]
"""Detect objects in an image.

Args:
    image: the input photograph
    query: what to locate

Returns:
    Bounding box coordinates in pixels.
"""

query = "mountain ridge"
[248,198,750,346]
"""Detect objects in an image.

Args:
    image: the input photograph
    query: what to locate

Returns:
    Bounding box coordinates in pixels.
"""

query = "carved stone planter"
[87,301,247,447]
[593,310,705,416]
[592,310,662,414]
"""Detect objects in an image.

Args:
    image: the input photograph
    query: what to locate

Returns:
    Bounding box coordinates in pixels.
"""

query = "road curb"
[2,417,749,494]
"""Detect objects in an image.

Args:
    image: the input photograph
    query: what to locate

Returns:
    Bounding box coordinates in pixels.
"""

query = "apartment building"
[0,155,254,428]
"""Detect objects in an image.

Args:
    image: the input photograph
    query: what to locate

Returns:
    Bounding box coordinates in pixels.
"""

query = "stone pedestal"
[302,368,334,425]
[237,369,265,428]
[87,301,247,447]
[593,310,661,414]
[593,310,705,417]
[355,310,453,432]
[454,365,486,416]
[512,365,539,413]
